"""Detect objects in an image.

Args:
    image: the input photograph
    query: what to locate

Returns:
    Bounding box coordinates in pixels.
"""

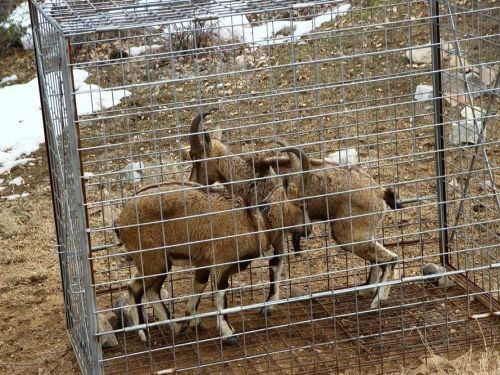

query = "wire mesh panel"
[29,0,499,374]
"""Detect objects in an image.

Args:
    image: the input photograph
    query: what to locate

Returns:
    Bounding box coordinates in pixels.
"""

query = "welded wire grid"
[29,0,499,374]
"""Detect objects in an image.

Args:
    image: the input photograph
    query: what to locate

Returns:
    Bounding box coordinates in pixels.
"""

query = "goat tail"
[383,188,403,210]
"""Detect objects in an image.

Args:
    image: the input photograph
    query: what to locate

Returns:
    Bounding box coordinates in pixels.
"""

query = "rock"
[98,313,119,349]
[119,162,145,184]
[113,294,134,329]
[289,286,308,298]
[414,85,434,101]
[406,45,432,64]
[460,105,484,120]
[449,119,484,145]
[235,54,255,69]
[471,64,499,87]
[180,146,191,161]
[325,148,358,165]
[422,263,454,287]
[442,72,483,107]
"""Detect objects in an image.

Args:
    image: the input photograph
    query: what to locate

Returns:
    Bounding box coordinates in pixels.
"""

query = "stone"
[325,148,358,165]
[235,54,255,69]
[406,45,432,64]
[449,119,484,145]
[289,286,308,298]
[471,63,499,87]
[119,162,145,184]
[414,85,434,101]
[98,313,119,349]
[442,72,483,107]
[422,263,454,287]
[460,105,484,120]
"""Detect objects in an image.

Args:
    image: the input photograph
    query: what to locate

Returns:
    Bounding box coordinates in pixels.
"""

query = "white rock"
[406,45,432,64]
[414,85,434,101]
[460,105,484,120]
[119,162,145,184]
[472,64,499,87]
[325,149,358,165]
[83,172,95,179]
[9,176,24,186]
[235,54,254,69]
[449,120,484,145]
[0,75,18,86]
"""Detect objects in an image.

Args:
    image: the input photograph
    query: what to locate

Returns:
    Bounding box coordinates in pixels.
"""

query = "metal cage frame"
[29,0,499,373]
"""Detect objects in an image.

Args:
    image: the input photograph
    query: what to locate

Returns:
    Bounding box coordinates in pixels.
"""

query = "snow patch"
[129,44,162,57]
[0,69,130,175]
[9,176,24,186]
[2,192,30,200]
[0,75,18,86]
[161,3,350,47]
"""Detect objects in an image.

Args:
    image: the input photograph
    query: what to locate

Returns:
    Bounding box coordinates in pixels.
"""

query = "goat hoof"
[139,330,149,343]
[222,335,238,345]
[259,306,273,318]
[369,300,381,310]
[173,322,188,335]
[189,319,205,331]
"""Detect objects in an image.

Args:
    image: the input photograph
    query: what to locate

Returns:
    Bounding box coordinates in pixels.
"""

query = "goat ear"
[213,126,223,141]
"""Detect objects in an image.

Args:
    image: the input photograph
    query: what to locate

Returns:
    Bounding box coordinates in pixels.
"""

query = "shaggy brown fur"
[115,177,309,343]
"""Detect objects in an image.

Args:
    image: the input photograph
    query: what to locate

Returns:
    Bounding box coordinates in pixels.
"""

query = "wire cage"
[29,0,499,373]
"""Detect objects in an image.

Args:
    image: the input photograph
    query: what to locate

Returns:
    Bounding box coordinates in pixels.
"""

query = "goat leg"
[184,269,210,330]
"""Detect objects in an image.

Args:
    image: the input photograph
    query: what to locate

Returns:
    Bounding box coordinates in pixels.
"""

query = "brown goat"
[115,150,310,343]
[262,154,401,309]
[184,111,399,308]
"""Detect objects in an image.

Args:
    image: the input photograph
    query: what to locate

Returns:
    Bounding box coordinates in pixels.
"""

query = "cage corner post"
[429,0,449,268]
[59,33,103,375]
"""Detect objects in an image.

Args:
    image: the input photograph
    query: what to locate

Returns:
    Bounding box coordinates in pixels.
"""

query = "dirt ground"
[1,1,499,374]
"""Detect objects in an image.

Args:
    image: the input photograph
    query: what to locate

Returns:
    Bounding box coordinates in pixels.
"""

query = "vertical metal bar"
[430,0,449,266]
[59,34,102,375]
[28,0,70,327]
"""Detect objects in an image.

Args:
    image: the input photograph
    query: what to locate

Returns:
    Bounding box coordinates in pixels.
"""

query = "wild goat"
[115,146,311,344]
[184,111,400,309]
[187,109,303,207]
[261,153,401,309]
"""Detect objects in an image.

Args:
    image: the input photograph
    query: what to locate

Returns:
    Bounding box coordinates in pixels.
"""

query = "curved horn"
[275,139,311,191]
[189,107,218,159]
